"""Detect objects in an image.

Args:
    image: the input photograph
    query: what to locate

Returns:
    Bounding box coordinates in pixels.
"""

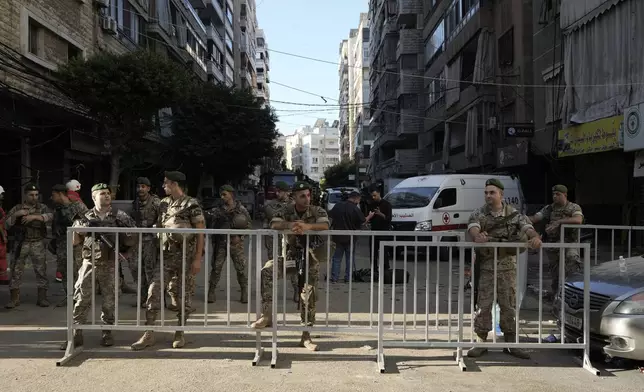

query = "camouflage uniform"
[208,200,251,299]
[72,207,135,344]
[263,197,299,293]
[130,195,161,303]
[258,203,329,325]
[53,201,88,290]
[5,202,53,295]
[467,203,534,352]
[535,201,583,293]
[148,195,205,325]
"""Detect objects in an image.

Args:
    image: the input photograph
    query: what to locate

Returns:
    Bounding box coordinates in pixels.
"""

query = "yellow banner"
[557,116,624,157]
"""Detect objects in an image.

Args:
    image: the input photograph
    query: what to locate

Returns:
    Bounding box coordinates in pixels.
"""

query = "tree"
[171,82,279,184]
[58,50,192,192]
[323,160,357,188]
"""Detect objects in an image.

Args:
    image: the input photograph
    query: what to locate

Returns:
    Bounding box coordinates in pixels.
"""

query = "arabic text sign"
[557,115,624,158]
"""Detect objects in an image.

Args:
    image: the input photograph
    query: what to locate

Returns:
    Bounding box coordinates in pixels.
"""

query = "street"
[1,229,643,392]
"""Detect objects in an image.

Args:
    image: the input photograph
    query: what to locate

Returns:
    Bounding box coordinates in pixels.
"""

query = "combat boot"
[167,293,179,311]
[56,297,67,308]
[5,289,20,309]
[172,331,185,348]
[207,288,216,304]
[503,334,530,359]
[299,331,319,351]
[240,284,248,304]
[100,330,114,347]
[467,333,489,358]
[36,288,50,307]
[250,313,272,329]
[131,316,156,351]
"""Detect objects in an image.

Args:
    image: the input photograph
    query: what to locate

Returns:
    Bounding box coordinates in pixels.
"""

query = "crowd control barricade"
[57,226,278,366]
[266,230,463,368]
[560,224,643,265]
[376,240,600,376]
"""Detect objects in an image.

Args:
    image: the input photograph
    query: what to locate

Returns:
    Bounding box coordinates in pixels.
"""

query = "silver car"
[556,256,644,361]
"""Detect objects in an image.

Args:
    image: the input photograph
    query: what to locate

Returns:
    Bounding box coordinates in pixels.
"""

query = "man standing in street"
[0,185,8,286]
[369,187,392,276]
[63,183,136,348]
[131,171,205,350]
[529,185,583,299]
[329,191,374,282]
[263,181,298,301]
[4,183,53,309]
[251,181,329,352]
[466,178,542,360]
[130,177,161,308]
[50,184,88,307]
[207,185,251,304]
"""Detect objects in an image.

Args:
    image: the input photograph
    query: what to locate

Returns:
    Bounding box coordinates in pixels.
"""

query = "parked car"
[554,255,644,361]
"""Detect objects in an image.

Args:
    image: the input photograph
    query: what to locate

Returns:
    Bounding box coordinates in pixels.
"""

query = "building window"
[425,19,445,64]
[312,157,318,164]
[434,130,445,154]
[23,13,84,69]
[498,27,514,67]
[28,21,40,55]
[226,6,233,25]
[544,70,563,124]
[428,71,446,107]
[436,188,457,208]
[225,32,233,53]
[110,0,124,26]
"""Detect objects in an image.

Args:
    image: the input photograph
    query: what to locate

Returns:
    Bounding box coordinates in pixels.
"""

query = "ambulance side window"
[436,188,457,208]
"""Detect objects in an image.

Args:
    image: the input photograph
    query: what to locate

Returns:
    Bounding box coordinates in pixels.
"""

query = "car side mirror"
[434,198,443,209]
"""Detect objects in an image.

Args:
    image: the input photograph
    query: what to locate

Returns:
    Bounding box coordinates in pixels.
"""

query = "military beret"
[24,183,39,192]
[485,178,504,190]
[552,184,568,194]
[292,181,311,192]
[52,184,68,193]
[91,183,110,192]
[164,171,186,182]
[219,184,235,193]
[275,181,290,191]
[136,177,151,186]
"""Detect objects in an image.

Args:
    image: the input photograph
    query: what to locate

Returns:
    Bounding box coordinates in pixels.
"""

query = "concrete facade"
[255,28,269,103]
[338,39,350,161]
[285,119,341,182]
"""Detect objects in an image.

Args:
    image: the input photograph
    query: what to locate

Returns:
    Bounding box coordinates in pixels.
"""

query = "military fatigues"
[130,194,161,303]
[258,203,329,325]
[535,201,583,294]
[148,195,205,325]
[72,208,135,332]
[208,200,251,301]
[5,202,53,306]
[52,200,88,293]
[468,202,534,358]
[263,197,299,295]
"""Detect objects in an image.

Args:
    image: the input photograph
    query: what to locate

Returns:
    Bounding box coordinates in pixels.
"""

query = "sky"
[256,0,370,136]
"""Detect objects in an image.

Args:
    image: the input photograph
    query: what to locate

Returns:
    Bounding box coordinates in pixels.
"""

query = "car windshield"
[328,193,344,203]
[385,187,439,209]
[273,175,297,187]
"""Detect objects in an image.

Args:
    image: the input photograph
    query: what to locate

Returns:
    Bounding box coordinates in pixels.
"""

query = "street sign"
[504,124,534,138]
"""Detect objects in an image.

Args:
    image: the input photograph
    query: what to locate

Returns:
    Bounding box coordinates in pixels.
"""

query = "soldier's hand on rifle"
[474,231,488,243]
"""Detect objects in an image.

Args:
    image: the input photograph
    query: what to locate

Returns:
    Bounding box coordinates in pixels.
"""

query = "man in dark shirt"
[369,188,392,275]
[329,191,374,282]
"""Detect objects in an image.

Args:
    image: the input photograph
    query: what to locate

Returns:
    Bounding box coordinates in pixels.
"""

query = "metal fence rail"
[376,240,600,376]
[57,227,278,366]
[561,223,643,265]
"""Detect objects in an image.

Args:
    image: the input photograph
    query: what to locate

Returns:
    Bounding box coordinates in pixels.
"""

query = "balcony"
[397,71,422,96]
[257,72,266,84]
[206,24,224,52]
[188,0,207,8]
[207,60,224,83]
[396,109,423,135]
[397,0,422,16]
[396,29,422,58]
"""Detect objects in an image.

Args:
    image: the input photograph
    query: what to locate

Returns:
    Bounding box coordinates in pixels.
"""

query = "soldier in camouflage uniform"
[5,184,53,309]
[131,171,205,351]
[263,181,299,301]
[530,184,583,297]
[251,181,329,352]
[62,183,136,348]
[467,179,542,360]
[129,177,161,308]
[51,184,88,307]
[207,185,251,304]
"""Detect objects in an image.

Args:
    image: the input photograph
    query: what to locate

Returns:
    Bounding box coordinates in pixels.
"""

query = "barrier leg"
[377,241,386,373]
[454,243,466,372]
[271,233,278,369]
[576,248,601,376]
[252,235,265,366]
[57,229,83,366]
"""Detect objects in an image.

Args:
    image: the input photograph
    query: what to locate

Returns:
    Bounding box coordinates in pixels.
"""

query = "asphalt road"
[1,224,643,391]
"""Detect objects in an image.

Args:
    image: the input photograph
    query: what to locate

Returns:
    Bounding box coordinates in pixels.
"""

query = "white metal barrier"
[265,230,463,368]
[376,240,600,376]
[561,223,643,265]
[57,227,277,366]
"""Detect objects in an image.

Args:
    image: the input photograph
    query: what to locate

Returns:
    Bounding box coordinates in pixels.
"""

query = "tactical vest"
[477,204,527,261]
[24,204,47,240]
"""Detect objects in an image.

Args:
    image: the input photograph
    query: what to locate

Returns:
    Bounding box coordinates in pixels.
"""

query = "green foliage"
[58,50,192,147]
[323,160,357,188]
[171,82,279,183]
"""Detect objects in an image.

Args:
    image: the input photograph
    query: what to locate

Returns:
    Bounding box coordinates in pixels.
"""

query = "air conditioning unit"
[108,17,118,35]
[95,0,109,7]
[170,26,177,37]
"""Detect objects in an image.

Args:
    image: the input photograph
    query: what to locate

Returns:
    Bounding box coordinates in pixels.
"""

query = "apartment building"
[368,0,426,180]
[200,0,236,85]
[285,119,341,182]
[255,28,270,103]
[338,39,351,160]
[234,0,257,91]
